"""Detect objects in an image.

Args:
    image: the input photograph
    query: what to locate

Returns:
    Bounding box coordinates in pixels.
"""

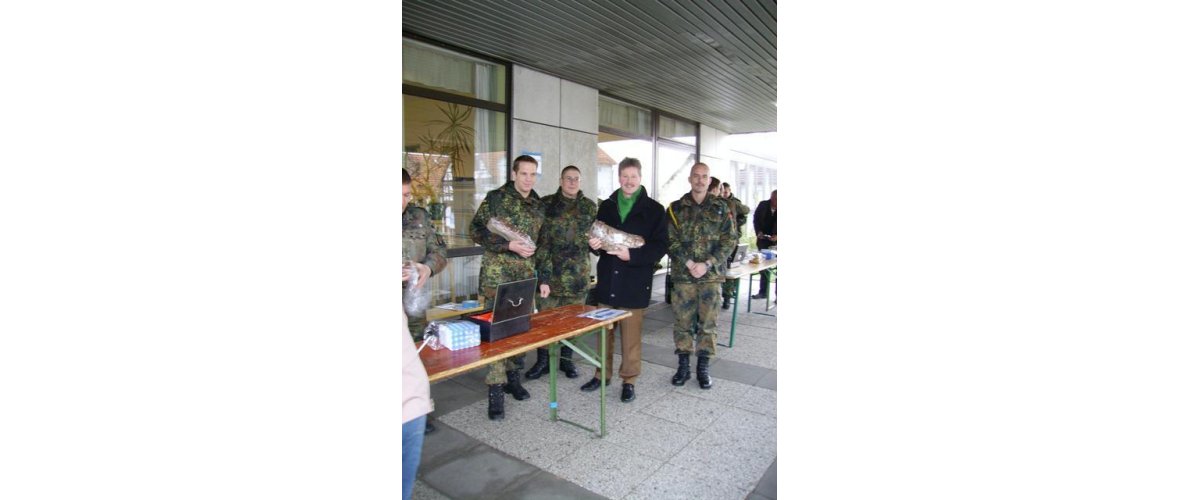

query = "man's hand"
[606,247,630,261]
[539,284,551,298]
[402,265,411,282]
[508,240,536,258]
[588,237,603,251]
[689,262,709,279]
[412,262,432,289]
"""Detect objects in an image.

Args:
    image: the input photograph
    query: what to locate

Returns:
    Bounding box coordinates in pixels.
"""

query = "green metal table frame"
[545,325,609,437]
[718,265,777,348]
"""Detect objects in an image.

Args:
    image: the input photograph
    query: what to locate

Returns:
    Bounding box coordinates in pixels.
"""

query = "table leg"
[548,343,558,422]
[719,277,739,348]
[599,325,607,438]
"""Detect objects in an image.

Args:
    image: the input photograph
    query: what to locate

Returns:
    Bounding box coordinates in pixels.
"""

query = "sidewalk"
[412,276,778,499]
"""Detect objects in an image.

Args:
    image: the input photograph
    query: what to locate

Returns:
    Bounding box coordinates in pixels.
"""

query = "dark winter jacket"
[592,187,668,309]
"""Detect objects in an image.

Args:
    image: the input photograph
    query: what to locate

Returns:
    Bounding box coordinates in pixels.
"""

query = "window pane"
[596,130,653,201]
[402,38,506,103]
[403,95,507,248]
[658,115,696,146]
[654,142,697,208]
[599,96,651,137]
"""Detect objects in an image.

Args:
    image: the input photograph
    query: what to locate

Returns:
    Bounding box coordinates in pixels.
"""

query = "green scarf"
[617,186,642,223]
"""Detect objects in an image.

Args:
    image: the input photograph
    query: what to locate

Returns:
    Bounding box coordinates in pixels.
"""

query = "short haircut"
[618,157,642,172]
[403,168,412,185]
[709,177,720,191]
[561,165,581,177]
[722,182,731,189]
[512,154,538,173]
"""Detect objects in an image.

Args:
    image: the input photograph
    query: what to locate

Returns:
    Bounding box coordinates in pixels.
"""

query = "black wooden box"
[465,277,536,343]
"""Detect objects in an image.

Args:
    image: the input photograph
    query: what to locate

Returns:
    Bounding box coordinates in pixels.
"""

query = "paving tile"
[732,385,777,416]
[752,459,777,499]
[673,409,777,490]
[736,311,777,329]
[421,445,538,499]
[671,371,753,406]
[719,322,778,341]
[624,462,749,500]
[602,411,698,461]
[549,439,664,499]
[435,398,503,445]
[753,369,777,391]
[721,335,776,370]
[496,469,610,500]
[419,420,482,470]
[639,391,728,430]
[702,358,767,386]
[638,341,680,370]
[411,479,449,500]
[746,491,775,500]
[671,438,775,491]
[429,379,485,416]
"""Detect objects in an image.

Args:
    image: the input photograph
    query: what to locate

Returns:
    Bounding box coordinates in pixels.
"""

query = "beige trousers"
[595,307,645,384]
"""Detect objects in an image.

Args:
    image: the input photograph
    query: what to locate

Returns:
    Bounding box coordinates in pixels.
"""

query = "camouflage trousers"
[721,278,739,300]
[407,314,427,342]
[670,281,722,358]
[538,292,586,311]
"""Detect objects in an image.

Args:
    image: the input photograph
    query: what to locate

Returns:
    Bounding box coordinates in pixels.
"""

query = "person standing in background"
[720,182,749,310]
[752,190,778,299]
[469,155,545,420]
[666,163,735,390]
[401,311,430,500]
[527,165,597,380]
[583,157,668,403]
[401,168,447,434]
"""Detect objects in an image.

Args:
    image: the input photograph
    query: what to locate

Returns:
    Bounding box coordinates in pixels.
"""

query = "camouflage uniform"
[470,181,545,384]
[535,189,598,308]
[402,205,448,341]
[721,195,750,301]
[667,192,736,358]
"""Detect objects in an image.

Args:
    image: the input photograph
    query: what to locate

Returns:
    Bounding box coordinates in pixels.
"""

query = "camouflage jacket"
[667,192,736,284]
[469,181,545,294]
[723,196,750,237]
[402,205,448,276]
[535,189,597,296]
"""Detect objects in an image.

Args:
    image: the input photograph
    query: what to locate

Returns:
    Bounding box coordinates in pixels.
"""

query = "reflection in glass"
[655,142,697,208]
[596,131,653,201]
[403,95,506,248]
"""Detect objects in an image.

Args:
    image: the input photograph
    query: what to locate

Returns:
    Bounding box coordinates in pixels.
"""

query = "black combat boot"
[524,348,549,379]
[487,384,505,420]
[671,353,691,386]
[505,369,531,401]
[558,345,579,378]
[722,296,731,310]
[697,355,713,389]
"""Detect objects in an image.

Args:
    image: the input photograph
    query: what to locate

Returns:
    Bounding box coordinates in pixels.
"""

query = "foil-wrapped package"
[488,217,536,249]
[588,220,645,252]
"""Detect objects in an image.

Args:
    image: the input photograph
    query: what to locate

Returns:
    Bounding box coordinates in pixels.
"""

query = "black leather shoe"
[620,383,635,402]
[424,416,436,435]
[671,353,692,386]
[487,384,505,420]
[697,355,713,390]
[524,348,549,379]
[505,370,531,401]
[579,377,609,392]
[558,345,579,378]
[721,298,731,310]
[751,292,768,299]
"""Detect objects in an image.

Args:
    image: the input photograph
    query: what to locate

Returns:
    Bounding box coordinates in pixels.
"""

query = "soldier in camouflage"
[526,165,597,381]
[402,169,448,341]
[720,181,750,310]
[469,155,546,420]
[402,168,448,435]
[667,163,736,390]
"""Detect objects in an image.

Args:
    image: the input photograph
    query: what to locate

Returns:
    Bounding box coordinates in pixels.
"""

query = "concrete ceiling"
[402,0,777,134]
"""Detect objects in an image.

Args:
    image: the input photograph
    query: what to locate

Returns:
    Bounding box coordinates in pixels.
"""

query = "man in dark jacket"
[752,190,777,298]
[581,157,668,403]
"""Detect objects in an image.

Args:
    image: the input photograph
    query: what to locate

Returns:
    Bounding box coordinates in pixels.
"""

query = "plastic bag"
[587,220,645,252]
[403,260,431,317]
[418,321,443,352]
[488,217,536,250]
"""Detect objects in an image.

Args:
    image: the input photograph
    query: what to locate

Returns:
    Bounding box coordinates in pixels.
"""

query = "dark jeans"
[402,415,426,499]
